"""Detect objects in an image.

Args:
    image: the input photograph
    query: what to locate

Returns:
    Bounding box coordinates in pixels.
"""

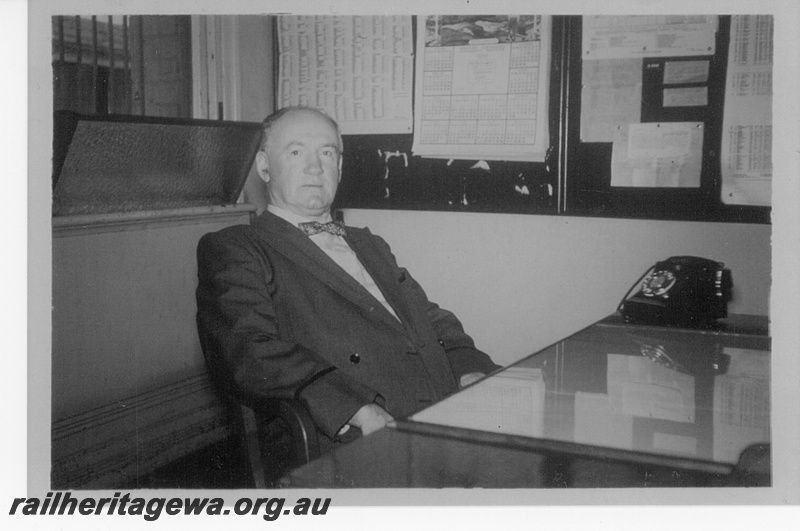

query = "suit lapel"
[344,229,416,332]
[253,212,408,334]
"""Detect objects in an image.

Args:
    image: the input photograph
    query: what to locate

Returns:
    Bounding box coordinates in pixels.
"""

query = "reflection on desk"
[287,314,770,488]
[413,315,769,469]
[412,366,546,438]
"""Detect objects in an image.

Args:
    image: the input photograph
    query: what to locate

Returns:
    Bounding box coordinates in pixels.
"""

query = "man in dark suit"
[196,106,498,453]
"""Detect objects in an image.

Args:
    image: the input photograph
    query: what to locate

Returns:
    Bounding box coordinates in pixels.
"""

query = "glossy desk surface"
[287,314,770,488]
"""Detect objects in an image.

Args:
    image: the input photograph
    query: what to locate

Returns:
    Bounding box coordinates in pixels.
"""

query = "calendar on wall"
[411,15,552,162]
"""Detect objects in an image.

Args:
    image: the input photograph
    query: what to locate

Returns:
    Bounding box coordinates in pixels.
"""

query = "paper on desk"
[410,366,545,438]
[610,122,704,188]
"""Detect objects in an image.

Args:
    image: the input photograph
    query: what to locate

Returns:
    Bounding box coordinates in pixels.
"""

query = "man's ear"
[256,151,270,183]
[337,155,343,182]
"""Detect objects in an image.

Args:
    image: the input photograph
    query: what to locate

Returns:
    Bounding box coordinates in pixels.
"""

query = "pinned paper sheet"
[582,15,718,61]
[610,122,704,187]
[580,58,643,142]
[663,86,708,107]
[663,60,710,84]
[720,15,773,206]
[277,16,414,135]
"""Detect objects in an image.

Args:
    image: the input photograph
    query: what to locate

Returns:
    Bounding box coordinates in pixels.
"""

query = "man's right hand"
[346,403,395,436]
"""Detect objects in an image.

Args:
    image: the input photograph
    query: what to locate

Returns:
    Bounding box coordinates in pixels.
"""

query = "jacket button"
[349,353,361,364]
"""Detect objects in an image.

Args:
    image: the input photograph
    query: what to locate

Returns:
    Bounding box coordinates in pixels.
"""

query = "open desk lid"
[52,111,262,217]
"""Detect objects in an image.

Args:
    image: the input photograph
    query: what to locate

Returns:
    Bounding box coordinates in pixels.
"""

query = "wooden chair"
[198,335,320,487]
[234,392,321,488]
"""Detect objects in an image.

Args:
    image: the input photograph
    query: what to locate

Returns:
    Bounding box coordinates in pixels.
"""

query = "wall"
[51,207,254,488]
[52,207,253,419]
[234,15,273,211]
[343,209,771,367]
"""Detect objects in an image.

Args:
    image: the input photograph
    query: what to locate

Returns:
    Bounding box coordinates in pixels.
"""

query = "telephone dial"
[618,256,732,328]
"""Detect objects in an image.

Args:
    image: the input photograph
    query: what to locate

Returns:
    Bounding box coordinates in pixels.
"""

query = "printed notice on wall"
[412,15,551,162]
[582,15,718,60]
[720,15,773,206]
[579,16,717,143]
[277,16,414,135]
[611,122,704,188]
[580,58,642,142]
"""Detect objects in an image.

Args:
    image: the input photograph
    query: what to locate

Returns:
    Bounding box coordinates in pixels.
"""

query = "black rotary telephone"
[618,256,732,328]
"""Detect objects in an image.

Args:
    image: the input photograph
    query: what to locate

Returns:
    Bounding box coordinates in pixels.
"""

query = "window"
[52,16,193,118]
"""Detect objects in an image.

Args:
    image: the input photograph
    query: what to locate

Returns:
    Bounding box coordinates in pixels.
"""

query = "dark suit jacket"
[196,211,498,450]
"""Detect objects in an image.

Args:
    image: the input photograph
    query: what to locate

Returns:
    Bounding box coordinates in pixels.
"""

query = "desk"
[286,314,770,488]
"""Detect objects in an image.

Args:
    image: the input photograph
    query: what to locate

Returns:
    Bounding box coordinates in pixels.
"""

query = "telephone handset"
[618,256,732,328]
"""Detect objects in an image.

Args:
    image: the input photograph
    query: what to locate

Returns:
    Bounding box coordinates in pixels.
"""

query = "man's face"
[258,110,342,219]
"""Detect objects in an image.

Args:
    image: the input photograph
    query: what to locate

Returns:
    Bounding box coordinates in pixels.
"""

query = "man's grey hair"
[259,106,343,153]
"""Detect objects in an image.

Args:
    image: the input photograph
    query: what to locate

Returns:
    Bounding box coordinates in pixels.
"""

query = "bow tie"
[298,220,347,237]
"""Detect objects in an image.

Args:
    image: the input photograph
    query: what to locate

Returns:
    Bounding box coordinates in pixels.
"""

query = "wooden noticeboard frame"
[562,16,770,224]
